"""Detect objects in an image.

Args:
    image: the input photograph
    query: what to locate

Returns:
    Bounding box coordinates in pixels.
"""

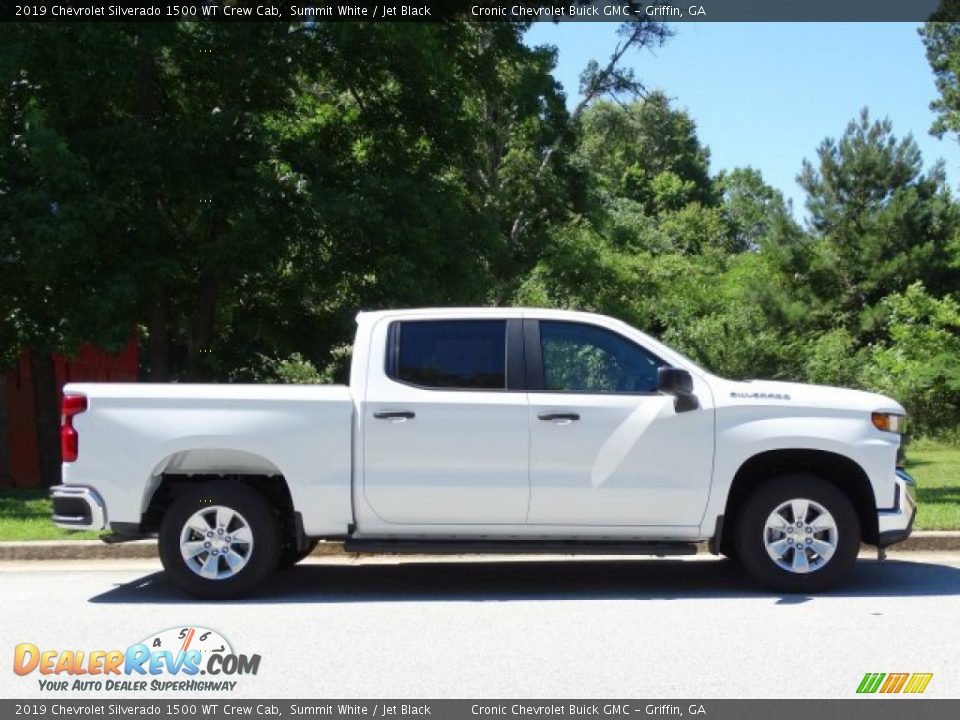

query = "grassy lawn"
[0,489,104,541]
[0,440,957,540]
[905,439,960,531]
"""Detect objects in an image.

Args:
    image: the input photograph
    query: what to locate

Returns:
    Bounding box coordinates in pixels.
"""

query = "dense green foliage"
[3,20,960,488]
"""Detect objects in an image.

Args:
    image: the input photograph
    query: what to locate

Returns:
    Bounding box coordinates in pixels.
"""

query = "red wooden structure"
[1,341,138,488]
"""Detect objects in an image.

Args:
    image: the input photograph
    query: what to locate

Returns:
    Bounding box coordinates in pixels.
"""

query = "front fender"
[700,406,899,537]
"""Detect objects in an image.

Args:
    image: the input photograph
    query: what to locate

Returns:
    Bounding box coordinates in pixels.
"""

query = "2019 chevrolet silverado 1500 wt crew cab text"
[51,308,916,598]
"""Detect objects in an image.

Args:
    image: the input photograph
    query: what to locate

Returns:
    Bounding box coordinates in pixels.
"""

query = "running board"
[342,538,699,556]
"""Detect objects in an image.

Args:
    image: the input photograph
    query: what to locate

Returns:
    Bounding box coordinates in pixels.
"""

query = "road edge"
[2,531,959,561]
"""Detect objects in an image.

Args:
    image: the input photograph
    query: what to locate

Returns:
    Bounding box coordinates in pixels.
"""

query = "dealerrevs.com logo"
[13,626,260,693]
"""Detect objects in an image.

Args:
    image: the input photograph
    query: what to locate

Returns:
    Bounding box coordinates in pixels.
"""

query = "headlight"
[872,412,905,434]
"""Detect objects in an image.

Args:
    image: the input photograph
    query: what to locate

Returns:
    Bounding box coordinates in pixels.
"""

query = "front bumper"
[876,469,917,547]
[50,485,107,531]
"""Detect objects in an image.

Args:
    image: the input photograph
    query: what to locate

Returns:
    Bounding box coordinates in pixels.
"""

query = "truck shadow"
[88,556,960,604]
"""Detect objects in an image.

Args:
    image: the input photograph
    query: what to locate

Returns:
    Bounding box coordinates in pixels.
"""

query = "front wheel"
[159,481,282,600]
[735,473,860,593]
[279,539,318,569]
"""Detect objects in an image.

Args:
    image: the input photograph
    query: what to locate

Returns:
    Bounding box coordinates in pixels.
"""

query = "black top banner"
[3,0,959,23]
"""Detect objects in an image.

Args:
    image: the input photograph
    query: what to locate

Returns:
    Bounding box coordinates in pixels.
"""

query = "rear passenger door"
[362,318,530,525]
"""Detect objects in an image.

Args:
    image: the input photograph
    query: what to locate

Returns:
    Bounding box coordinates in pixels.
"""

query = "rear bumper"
[50,485,107,531]
[876,469,917,547]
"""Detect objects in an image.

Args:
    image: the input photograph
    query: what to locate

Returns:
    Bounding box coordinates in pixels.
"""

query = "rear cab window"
[387,320,508,390]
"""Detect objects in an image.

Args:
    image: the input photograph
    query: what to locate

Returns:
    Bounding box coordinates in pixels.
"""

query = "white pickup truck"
[52,308,915,598]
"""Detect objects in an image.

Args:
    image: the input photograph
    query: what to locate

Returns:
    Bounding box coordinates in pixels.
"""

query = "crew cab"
[52,308,916,598]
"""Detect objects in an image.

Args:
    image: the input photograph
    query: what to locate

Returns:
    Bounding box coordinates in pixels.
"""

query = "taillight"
[61,394,87,463]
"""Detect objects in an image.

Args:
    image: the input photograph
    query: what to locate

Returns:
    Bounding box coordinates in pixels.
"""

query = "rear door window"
[390,320,507,390]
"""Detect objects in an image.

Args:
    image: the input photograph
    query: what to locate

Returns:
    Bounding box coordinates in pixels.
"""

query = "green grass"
[0,489,104,541]
[0,440,957,540]
[905,439,960,531]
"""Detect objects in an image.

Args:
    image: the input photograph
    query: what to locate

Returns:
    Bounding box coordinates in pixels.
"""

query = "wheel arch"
[719,449,878,554]
[140,449,298,542]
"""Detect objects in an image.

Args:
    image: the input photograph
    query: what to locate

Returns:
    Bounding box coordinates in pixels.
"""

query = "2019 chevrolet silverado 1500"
[51,308,916,598]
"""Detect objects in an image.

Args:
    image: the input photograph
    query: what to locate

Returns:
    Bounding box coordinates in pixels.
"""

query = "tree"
[863,282,960,435]
[794,109,958,336]
[0,22,318,380]
[578,92,715,214]
[0,24,158,485]
[1,21,603,483]
[506,21,672,247]
[445,22,581,296]
[513,221,657,329]
[922,15,960,139]
[717,167,793,253]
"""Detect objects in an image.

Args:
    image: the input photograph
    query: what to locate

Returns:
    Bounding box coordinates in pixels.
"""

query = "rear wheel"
[735,473,860,593]
[159,481,281,600]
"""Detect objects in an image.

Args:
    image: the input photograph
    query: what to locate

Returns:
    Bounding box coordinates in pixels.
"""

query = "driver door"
[525,319,714,527]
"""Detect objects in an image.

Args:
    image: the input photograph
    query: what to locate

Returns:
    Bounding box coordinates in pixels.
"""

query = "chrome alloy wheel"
[763,498,838,574]
[179,506,254,580]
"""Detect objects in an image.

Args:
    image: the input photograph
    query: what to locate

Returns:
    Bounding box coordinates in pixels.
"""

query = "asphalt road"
[2,552,959,699]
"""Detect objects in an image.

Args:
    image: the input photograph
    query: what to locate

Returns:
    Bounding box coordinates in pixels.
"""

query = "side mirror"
[657,366,693,395]
[657,366,698,412]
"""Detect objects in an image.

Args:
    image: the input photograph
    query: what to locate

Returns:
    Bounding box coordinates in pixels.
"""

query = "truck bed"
[61,382,355,536]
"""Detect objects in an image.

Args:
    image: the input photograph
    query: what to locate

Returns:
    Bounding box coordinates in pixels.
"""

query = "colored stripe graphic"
[903,673,933,694]
[857,673,886,693]
[880,673,909,693]
[857,672,933,694]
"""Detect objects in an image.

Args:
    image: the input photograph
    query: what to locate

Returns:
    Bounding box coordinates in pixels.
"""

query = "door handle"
[537,412,580,422]
[373,410,415,420]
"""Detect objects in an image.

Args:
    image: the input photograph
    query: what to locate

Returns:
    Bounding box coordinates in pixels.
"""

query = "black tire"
[279,539,318,569]
[720,546,738,562]
[159,481,282,600]
[735,473,860,593]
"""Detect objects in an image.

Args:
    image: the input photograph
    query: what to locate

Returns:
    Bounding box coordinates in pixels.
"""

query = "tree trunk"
[148,296,170,382]
[0,371,9,487]
[138,34,171,383]
[30,349,61,489]
[187,273,218,380]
